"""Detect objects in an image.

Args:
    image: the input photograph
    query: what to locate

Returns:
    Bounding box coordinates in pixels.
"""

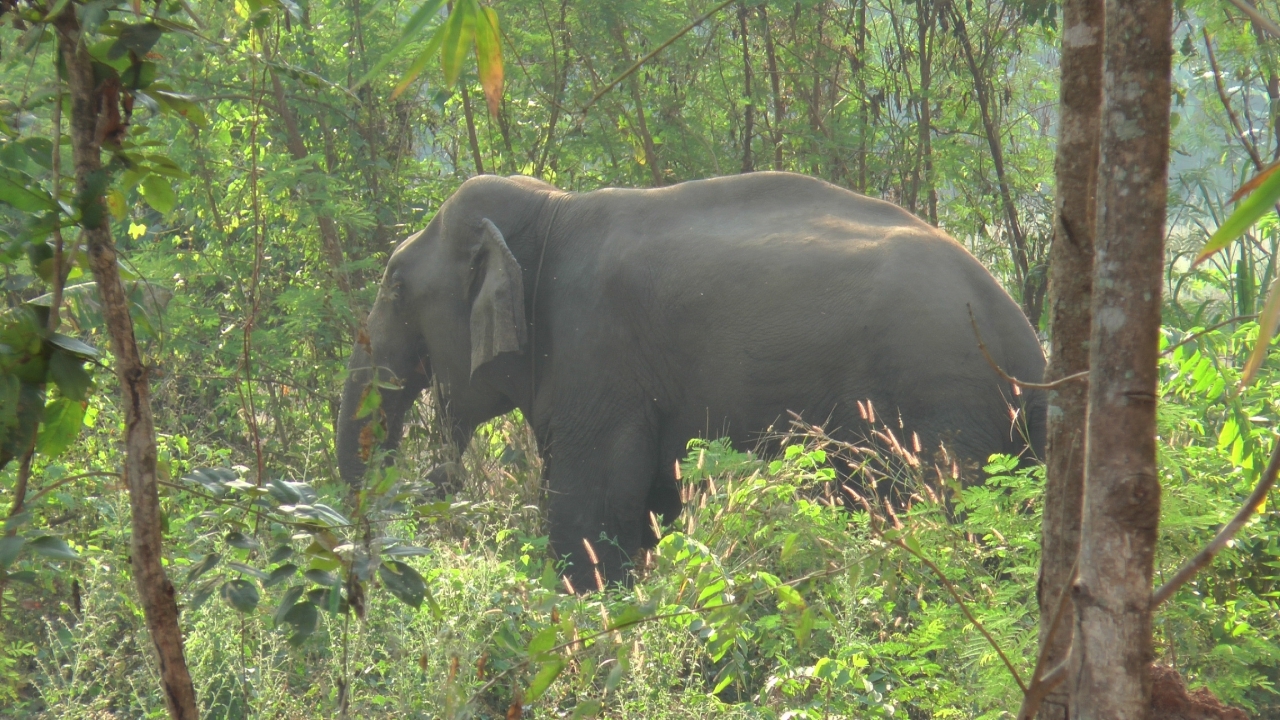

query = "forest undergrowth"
[4,315,1280,718]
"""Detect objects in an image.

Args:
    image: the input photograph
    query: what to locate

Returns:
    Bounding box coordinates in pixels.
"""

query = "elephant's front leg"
[546,421,659,591]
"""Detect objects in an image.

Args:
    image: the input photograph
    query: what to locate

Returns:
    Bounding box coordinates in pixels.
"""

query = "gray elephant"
[337,172,1045,589]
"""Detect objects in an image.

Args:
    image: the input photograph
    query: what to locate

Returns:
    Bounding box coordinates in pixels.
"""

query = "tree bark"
[459,81,487,175]
[54,11,199,720]
[1037,0,1103,716]
[738,2,755,173]
[1069,0,1172,715]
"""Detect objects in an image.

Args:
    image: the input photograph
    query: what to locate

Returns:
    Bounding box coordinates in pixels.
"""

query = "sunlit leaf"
[440,0,476,89]
[389,17,449,100]
[274,585,306,624]
[140,174,176,215]
[36,397,85,459]
[525,655,565,703]
[473,5,503,115]
[1195,163,1280,267]
[0,175,57,212]
[1240,276,1280,388]
[355,0,449,89]
[228,561,269,580]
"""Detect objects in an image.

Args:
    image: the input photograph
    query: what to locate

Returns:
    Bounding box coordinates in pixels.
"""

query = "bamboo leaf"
[440,0,476,89]
[355,0,449,89]
[474,5,503,116]
[1195,163,1280,267]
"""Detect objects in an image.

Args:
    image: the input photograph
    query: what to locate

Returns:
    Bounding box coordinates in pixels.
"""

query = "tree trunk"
[1037,0,1103,716]
[54,11,199,720]
[459,81,487,175]
[267,67,357,334]
[1070,0,1172,715]
[760,5,785,171]
[952,9,1042,322]
[917,0,936,224]
[611,23,664,186]
[738,2,755,173]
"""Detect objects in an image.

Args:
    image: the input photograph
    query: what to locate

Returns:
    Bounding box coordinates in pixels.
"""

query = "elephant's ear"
[470,219,528,376]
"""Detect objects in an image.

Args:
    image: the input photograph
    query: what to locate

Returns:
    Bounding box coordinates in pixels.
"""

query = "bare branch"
[968,306,1089,390]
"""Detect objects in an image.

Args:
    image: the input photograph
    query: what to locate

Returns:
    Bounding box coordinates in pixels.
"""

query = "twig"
[841,485,1028,693]
[1160,314,1257,356]
[579,0,737,114]
[25,471,120,508]
[1152,433,1280,606]
[968,306,1088,390]
[1225,0,1280,39]
[1015,560,1077,720]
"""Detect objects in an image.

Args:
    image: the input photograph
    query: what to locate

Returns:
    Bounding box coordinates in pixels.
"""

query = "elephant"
[337,171,1046,590]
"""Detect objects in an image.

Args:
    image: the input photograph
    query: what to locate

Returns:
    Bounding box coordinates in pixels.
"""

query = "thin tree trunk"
[1069,0,1172,714]
[267,68,357,333]
[459,82,487,175]
[610,23,664,185]
[739,2,755,173]
[54,11,198,720]
[760,5,785,170]
[952,9,1041,321]
[1037,0,1103,716]
[917,0,936,224]
[855,0,867,192]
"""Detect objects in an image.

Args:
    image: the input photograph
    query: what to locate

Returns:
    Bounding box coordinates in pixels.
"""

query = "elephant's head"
[337,177,545,488]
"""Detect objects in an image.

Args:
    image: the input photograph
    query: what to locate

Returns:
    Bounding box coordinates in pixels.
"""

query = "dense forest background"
[2,0,1279,717]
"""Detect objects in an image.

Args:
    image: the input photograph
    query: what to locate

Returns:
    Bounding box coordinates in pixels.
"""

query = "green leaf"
[355,384,381,419]
[0,536,25,569]
[108,23,164,59]
[275,585,306,624]
[265,562,299,587]
[282,600,318,645]
[140,174,176,215]
[48,351,93,402]
[220,578,260,613]
[36,397,85,459]
[527,625,558,655]
[473,5,503,115]
[228,561,269,580]
[570,699,603,719]
[378,560,425,609]
[1196,161,1280,267]
[0,175,56,212]
[225,531,261,550]
[439,0,476,89]
[305,568,340,587]
[189,578,219,611]
[354,0,449,89]
[28,535,78,561]
[1240,276,1280,388]
[186,552,220,584]
[268,545,295,564]
[525,655,565,703]
[48,333,98,359]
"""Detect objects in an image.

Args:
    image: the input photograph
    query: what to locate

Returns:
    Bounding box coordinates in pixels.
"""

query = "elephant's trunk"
[336,333,426,488]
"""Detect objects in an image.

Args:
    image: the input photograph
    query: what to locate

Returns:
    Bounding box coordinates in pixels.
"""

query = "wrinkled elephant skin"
[337,172,1046,590]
